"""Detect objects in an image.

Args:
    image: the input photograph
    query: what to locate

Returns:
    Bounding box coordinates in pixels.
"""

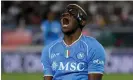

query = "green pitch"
[1,73,133,80]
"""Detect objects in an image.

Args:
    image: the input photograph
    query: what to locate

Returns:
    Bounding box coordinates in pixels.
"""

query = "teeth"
[63,25,68,27]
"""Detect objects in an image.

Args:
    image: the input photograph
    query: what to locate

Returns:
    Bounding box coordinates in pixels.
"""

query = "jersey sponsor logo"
[52,61,85,71]
[52,61,58,70]
[93,59,104,65]
[50,53,60,59]
[77,52,85,60]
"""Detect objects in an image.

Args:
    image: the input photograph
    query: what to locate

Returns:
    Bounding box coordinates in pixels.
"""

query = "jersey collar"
[62,33,83,47]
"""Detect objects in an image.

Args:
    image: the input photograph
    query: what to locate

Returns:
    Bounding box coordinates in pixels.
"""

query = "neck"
[63,29,82,46]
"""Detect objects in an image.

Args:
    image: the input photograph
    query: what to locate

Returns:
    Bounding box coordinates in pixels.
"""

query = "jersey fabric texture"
[41,34,105,80]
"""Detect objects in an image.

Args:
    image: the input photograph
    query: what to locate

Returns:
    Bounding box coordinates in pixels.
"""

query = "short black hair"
[64,4,88,29]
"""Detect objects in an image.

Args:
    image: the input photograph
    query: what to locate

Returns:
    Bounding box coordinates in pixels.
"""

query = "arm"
[88,41,105,80]
[43,76,53,80]
[41,22,48,44]
[88,74,103,80]
[41,47,53,80]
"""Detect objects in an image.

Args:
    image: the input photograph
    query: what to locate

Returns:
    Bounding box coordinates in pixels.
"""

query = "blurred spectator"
[1,1,133,47]
[2,1,133,28]
[41,11,61,45]
[2,26,32,46]
[28,12,41,25]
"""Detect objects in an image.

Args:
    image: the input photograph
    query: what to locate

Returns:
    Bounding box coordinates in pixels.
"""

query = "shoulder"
[83,35,96,41]
[82,35,98,45]
[53,20,61,26]
[82,35,104,51]
[53,20,60,23]
[82,35,105,59]
[42,38,62,52]
[41,20,48,24]
[41,20,48,28]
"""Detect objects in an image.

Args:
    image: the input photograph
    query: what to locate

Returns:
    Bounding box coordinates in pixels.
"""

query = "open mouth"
[62,18,69,27]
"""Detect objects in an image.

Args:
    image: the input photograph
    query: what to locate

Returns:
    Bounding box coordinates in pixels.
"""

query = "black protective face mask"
[62,8,78,19]
[61,5,88,29]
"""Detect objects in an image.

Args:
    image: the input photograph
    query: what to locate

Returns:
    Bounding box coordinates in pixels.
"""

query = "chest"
[49,43,89,72]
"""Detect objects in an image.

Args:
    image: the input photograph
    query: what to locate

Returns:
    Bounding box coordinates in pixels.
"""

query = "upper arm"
[88,73,103,80]
[41,22,48,38]
[41,47,53,77]
[43,76,53,80]
[41,22,47,32]
[87,41,106,79]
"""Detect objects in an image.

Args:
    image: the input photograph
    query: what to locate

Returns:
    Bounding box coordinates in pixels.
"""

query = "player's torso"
[49,36,90,80]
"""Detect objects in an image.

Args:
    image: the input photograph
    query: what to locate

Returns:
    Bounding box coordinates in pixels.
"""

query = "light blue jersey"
[41,34,105,80]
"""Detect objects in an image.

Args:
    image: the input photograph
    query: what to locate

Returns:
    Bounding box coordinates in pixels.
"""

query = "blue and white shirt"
[41,20,61,45]
[41,34,105,80]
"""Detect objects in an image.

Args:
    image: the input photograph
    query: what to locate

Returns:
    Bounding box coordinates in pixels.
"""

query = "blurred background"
[1,1,133,80]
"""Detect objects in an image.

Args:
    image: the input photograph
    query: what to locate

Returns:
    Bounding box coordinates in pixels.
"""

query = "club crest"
[77,52,85,60]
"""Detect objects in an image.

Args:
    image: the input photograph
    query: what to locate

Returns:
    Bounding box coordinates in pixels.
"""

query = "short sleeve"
[41,47,53,76]
[88,41,106,74]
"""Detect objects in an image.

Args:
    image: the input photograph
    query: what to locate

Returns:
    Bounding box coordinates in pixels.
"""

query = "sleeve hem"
[88,72,103,74]
[43,75,53,77]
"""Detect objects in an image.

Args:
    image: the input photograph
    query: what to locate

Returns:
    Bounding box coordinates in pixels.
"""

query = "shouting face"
[61,9,79,35]
[61,4,88,35]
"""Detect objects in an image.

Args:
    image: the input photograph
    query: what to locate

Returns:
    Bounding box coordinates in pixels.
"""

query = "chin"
[62,30,74,35]
[62,30,69,34]
[62,28,70,33]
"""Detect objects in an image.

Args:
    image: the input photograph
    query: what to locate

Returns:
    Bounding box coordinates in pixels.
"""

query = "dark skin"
[44,12,103,80]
